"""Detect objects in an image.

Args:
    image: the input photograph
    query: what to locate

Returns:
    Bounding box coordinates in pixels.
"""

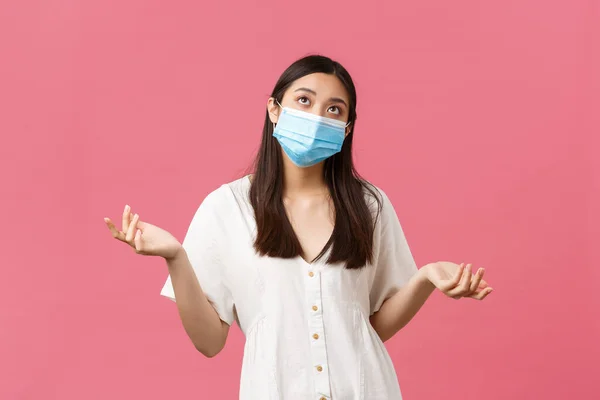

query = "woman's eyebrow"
[294,87,348,108]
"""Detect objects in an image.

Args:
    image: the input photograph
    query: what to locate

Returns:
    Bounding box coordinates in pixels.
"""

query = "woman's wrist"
[165,245,186,263]
[418,263,437,290]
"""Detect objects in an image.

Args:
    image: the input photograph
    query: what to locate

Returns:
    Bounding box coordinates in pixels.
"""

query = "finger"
[437,263,465,292]
[134,229,143,252]
[471,287,493,300]
[469,268,485,293]
[458,263,473,294]
[447,263,465,289]
[122,204,131,233]
[447,264,473,297]
[104,217,126,241]
[474,278,489,293]
[125,213,139,243]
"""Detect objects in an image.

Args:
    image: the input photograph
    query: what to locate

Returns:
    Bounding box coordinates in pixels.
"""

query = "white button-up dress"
[161,176,418,399]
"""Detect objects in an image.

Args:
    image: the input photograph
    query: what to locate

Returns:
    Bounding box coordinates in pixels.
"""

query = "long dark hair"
[249,54,381,269]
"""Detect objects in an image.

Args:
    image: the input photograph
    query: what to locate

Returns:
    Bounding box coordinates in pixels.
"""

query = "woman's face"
[268,72,352,133]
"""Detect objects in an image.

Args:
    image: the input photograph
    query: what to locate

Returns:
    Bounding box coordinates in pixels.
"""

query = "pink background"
[1,0,598,399]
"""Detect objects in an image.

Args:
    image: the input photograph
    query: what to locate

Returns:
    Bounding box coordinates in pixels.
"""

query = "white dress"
[160,176,418,400]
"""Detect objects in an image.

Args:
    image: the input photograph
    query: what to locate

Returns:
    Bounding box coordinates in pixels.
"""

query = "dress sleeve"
[160,188,235,325]
[369,188,419,315]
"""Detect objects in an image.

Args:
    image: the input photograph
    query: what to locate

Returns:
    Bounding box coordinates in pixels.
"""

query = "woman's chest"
[219,199,376,330]
[284,196,334,263]
[224,240,374,329]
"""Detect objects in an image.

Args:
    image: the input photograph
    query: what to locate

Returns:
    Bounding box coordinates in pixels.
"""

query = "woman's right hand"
[104,205,183,260]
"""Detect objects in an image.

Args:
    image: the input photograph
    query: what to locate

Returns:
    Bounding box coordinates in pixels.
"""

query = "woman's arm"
[166,247,230,357]
[369,262,493,342]
[369,266,435,342]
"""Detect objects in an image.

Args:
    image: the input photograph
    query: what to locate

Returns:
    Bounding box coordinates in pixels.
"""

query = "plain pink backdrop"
[1,0,598,399]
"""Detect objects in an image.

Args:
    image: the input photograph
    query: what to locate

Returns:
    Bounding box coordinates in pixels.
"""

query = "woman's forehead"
[287,73,349,100]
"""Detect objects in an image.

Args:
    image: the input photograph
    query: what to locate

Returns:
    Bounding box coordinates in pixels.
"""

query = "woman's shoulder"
[193,175,251,213]
[224,174,252,199]
[360,180,388,210]
[200,176,250,217]
[359,180,399,228]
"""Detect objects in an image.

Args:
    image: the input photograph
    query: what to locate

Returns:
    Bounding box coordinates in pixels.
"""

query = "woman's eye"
[298,96,310,105]
[328,106,340,115]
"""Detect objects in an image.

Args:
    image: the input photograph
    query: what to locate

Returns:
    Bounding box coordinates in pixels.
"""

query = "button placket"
[305,268,331,399]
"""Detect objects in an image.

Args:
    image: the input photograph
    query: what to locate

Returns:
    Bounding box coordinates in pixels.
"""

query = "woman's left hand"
[425,262,493,300]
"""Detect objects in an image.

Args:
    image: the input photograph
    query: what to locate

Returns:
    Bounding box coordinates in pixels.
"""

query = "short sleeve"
[369,188,418,315]
[160,188,235,325]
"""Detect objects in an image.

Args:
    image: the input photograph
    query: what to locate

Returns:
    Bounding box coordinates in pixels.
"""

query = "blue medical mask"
[272,100,350,168]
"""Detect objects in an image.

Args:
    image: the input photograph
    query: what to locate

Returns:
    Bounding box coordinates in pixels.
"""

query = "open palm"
[104,205,182,260]
[427,261,493,300]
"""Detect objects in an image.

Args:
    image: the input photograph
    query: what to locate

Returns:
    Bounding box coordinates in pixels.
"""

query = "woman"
[104,54,493,399]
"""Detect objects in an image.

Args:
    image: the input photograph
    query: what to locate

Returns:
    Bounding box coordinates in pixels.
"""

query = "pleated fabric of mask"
[273,105,349,168]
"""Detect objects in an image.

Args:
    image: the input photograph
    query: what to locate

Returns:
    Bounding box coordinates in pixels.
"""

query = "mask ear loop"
[273,99,283,130]
[344,120,352,136]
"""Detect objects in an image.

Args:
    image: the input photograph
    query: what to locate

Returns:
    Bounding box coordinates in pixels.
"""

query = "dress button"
[316,365,323,372]
[312,305,318,311]
[313,333,319,340]
[308,271,314,277]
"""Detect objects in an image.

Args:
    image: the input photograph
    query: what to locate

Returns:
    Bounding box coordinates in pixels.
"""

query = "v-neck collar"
[243,174,333,269]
